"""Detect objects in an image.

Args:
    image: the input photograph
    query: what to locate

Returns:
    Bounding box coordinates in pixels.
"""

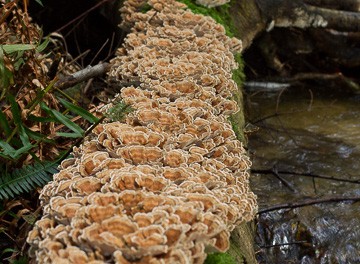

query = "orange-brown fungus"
[27,0,257,263]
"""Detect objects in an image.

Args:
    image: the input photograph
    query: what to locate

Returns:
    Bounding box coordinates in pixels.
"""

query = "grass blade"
[28,114,57,123]
[58,97,99,123]
[0,47,14,94]
[7,94,22,126]
[0,111,11,137]
[18,126,32,147]
[1,44,36,54]
[36,37,50,53]
[56,132,82,138]
[12,144,34,160]
[24,127,54,144]
[50,109,84,135]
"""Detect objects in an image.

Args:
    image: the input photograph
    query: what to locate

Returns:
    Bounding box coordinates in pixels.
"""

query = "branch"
[252,168,360,184]
[258,196,360,214]
[305,4,360,32]
[268,167,297,192]
[259,240,309,248]
[304,0,360,12]
[54,63,110,90]
[256,0,360,32]
[248,72,360,93]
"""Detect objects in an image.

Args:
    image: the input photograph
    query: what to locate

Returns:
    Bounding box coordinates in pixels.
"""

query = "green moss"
[140,3,152,13]
[229,50,246,143]
[232,53,246,87]
[178,0,235,37]
[106,100,133,122]
[228,90,246,143]
[205,252,237,264]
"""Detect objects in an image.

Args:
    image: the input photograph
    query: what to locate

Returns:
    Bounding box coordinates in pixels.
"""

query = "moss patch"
[178,0,235,37]
[204,252,237,264]
[232,52,246,87]
[229,53,246,143]
[140,3,152,13]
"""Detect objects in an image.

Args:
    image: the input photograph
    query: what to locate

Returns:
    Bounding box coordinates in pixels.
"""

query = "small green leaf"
[13,57,25,71]
[22,213,37,225]
[50,109,84,135]
[18,126,32,147]
[58,97,99,123]
[1,247,18,255]
[107,101,133,121]
[8,183,20,195]
[12,144,34,159]
[39,101,52,113]
[36,37,50,53]
[0,132,34,160]
[7,94,22,125]
[0,141,16,157]
[0,111,11,137]
[0,48,14,92]
[34,0,44,6]
[0,188,9,200]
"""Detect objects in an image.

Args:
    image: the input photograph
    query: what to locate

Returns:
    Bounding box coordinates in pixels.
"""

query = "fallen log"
[27,0,257,263]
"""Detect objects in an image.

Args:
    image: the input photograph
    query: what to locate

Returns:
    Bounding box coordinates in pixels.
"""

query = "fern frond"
[0,162,58,200]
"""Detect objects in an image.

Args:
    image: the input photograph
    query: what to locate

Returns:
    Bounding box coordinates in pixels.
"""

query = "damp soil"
[246,86,360,263]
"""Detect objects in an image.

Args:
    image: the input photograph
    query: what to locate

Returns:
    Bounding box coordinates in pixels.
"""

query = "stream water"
[246,85,360,264]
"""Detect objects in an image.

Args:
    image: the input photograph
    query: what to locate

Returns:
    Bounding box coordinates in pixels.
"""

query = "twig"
[54,0,113,33]
[55,62,110,90]
[307,89,313,111]
[258,196,360,214]
[90,38,109,65]
[304,0,360,12]
[61,49,90,73]
[252,168,360,184]
[249,72,359,92]
[106,32,116,61]
[270,166,297,192]
[260,240,309,248]
[0,0,18,25]
[275,87,286,113]
[305,4,360,32]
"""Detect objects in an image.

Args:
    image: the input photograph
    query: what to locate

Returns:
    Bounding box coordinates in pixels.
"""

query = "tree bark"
[228,0,360,50]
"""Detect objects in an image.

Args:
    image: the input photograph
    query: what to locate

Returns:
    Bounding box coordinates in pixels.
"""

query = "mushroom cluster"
[27,0,257,263]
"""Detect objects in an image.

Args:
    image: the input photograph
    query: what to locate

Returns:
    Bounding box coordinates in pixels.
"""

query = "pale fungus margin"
[27,0,258,263]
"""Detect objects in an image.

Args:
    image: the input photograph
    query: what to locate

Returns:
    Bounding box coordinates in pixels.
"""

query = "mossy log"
[27,1,258,263]
[177,2,257,264]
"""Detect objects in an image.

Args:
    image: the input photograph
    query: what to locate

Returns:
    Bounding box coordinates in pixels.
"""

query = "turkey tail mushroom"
[27,0,257,263]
